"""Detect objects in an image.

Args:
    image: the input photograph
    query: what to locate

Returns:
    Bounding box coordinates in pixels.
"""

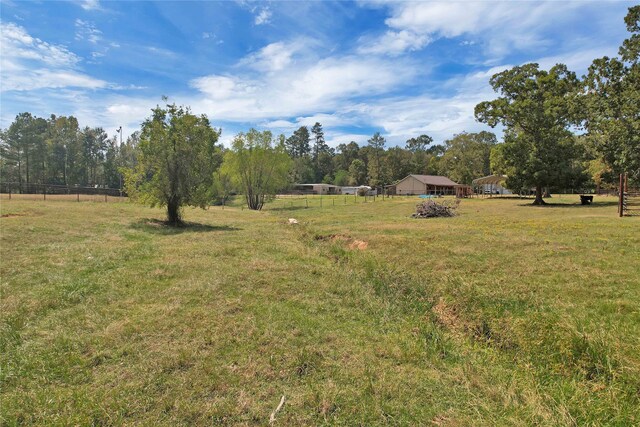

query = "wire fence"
[264,193,415,211]
[0,182,126,203]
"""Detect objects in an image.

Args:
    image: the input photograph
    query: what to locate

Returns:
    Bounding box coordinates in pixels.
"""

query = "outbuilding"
[292,184,342,195]
[394,174,461,196]
[471,175,512,196]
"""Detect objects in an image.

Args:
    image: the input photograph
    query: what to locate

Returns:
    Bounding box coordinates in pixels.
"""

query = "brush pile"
[412,199,460,218]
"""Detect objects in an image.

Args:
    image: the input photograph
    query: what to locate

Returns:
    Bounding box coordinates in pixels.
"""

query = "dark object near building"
[580,195,594,205]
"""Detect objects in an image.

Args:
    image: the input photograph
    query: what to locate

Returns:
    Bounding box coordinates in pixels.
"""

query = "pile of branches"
[412,199,460,218]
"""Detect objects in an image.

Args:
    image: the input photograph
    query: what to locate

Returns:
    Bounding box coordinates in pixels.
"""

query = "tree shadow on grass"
[518,200,620,208]
[268,206,311,212]
[131,218,241,235]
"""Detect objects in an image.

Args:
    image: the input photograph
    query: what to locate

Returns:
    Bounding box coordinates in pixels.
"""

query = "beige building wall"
[395,176,426,195]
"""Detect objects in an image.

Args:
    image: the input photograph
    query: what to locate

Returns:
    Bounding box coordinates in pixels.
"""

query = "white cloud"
[79,0,101,11]
[0,22,107,92]
[359,1,586,58]
[358,30,430,56]
[4,70,107,91]
[535,46,620,75]
[190,75,256,99]
[75,19,102,44]
[1,22,79,67]
[239,40,307,72]
[254,8,272,25]
[189,53,415,122]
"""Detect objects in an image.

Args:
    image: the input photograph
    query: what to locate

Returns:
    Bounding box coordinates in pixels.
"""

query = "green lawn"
[1,195,638,425]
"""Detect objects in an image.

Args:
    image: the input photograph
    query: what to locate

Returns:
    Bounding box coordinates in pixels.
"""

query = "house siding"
[396,176,426,195]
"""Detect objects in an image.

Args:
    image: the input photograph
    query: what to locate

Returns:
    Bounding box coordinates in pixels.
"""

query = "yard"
[1,195,638,425]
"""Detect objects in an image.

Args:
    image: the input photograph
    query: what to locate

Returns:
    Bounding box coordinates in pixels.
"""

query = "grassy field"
[1,195,638,425]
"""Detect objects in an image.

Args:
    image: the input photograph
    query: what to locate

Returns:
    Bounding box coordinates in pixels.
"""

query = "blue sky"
[0,0,634,147]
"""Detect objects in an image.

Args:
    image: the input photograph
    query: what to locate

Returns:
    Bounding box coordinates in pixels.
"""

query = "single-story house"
[293,184,342,195]
[394,174,462,196]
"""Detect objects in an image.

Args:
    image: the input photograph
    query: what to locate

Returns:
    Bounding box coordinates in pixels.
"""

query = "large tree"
[124,103,221,225]
[285,126,311,158]
[383,146,412,182]
[475,63,583,204]
[47,115,80,186]
[334,141,360,171]
[221,129,291,210]
[348,158,367,185]
[310,122,331,181]
[80,126,108,186]
[3,113,48,189]
[582,5,640,183]
[439,131,496,185]
[367,132,386,186]
[405,134,433,152]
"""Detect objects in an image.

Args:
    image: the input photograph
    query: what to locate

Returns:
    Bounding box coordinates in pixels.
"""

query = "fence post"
[619,173,624,217]
[77,192,80,202]
[104,193,107,203]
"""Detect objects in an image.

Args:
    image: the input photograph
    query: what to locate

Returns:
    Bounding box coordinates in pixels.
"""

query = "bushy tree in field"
[475,63,583,204]
[124,102,221,225]
[221,129,291,210]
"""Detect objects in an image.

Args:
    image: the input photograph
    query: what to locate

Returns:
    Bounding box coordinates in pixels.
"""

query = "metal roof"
[472,175,508,185]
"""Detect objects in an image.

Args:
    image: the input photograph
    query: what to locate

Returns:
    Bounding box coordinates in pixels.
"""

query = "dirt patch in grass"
[348,240,368,250]
[1,213,25,218]
[315,233,368,250]
[432,299,465,334]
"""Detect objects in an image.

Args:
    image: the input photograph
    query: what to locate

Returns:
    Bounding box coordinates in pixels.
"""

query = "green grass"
[1,195,638,425]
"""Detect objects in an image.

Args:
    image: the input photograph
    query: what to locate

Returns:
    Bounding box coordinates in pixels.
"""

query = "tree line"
[0,110,497,191]
[0,113,142,190]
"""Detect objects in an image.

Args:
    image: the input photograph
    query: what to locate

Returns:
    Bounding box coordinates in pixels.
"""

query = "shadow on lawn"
[518,200,620,208]
[131,218,240,235]
[269,206,310,212]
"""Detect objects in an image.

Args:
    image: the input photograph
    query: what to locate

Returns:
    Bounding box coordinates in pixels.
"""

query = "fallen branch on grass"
[269,395,286,424]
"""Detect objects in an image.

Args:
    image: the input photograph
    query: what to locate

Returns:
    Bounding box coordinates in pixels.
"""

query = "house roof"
[403,174,460,187]
[472,174,508,185]
[294,183,340,187]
